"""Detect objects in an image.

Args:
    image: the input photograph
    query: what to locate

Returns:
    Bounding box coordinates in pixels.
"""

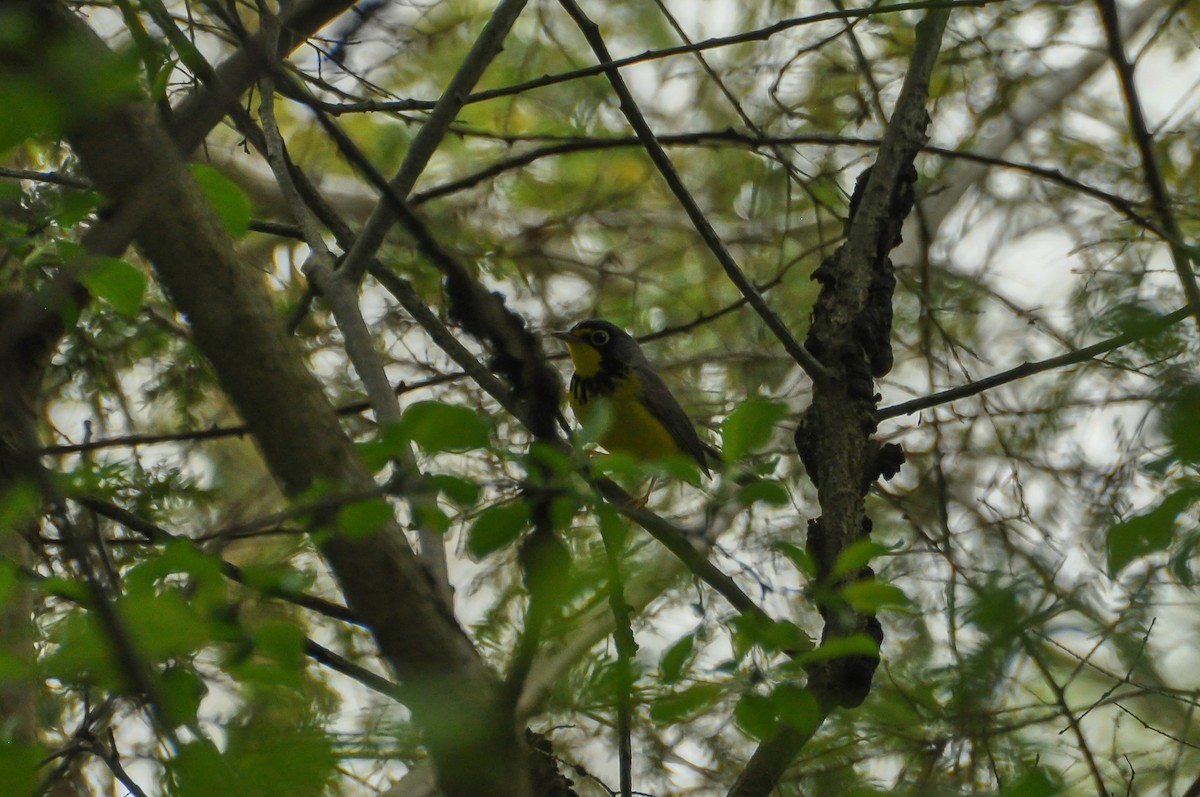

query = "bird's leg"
[629,476,658,509]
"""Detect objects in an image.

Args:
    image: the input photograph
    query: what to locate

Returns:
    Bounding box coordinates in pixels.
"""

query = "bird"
[551,319,716,477]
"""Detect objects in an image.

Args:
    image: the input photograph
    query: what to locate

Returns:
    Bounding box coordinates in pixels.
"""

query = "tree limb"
[33,2,528,791]
[732,8,951,796]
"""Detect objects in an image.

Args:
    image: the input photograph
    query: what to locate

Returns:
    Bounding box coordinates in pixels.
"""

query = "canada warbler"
[552,319,714,476]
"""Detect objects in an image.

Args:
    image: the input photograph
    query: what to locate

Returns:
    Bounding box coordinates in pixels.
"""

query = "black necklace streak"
[569,359,628,406]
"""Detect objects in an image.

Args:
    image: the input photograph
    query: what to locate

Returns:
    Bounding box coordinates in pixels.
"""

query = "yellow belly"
[598,394,680,461]
[570,377,680,462]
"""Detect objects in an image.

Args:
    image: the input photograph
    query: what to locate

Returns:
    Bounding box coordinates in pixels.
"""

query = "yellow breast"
[570,371,680,462]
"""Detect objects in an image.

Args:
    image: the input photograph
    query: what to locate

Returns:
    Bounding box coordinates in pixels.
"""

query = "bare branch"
[1094,0,1200,326]
[556,0,831,383]
[315,0,1000,116]
[335,0,531,285]
[878,304,1194,420]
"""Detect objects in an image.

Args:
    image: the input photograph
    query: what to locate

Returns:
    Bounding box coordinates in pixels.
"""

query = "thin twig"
[93,730,151,797]
[76,495,363,624]
[1094,0,1200,326]
[878,304,1193,420]
[599,519,636,797]
[314,0,1000,116]
[41,371,462,454]
[556,0,830,384]
[305,639,408,702]
[335,0,530,285]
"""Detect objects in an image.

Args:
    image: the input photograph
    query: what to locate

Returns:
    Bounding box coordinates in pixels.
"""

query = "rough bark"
[729,8,951,797]
[72,106,526,797]
[0,291,66,744]
[6,3,530,794]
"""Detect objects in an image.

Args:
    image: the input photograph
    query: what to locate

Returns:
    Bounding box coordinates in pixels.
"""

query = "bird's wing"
[634,363,712,475]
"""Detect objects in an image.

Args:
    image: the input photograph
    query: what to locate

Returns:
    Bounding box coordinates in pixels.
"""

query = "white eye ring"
[590,330,610,346]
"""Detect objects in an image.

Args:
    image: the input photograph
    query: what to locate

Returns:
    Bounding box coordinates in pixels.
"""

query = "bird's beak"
[550,330,575,342]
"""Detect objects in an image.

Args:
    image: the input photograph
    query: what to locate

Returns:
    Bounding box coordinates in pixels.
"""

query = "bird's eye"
[590,330,610,346]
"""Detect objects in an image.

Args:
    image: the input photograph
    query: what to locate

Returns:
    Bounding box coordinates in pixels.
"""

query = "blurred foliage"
[1,0,1200,795]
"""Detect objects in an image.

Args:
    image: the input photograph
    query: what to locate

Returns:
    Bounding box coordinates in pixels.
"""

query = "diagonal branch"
[1094,0,1200,326]
[256,26,455,601]
[555,0,831,384]
[335,0,530,285]
[903,0,1171,246]
[316,0,1000,117]
[169,0,360,154]
[878,304,1194,420]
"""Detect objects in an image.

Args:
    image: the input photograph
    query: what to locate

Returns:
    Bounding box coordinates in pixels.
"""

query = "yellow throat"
[561,337,602,377]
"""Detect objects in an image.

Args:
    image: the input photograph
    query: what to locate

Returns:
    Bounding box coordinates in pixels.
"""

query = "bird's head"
[551,319,641,377]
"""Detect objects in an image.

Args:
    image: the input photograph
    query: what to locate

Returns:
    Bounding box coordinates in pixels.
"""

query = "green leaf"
[190,163,251,238]
[228,722,336,796]
[414,501,451,535]
[43,610,120,688]
[229,620,308,691]
[999,767,1062,797]
[590,451,643,481]
[596,502,631,550]
[430,474,481,507]
[121,588,213,659]
[172,726,335,797]
[734,692,776,741]
[0,741,44,797]
[0,483,40,535]
[659,632,695,685]
[124,540,227,615]
[0,23,139,150]
[338,497,393,538]
[526,441,574,476]
[79,255,145,318]
[649,682,723,723]
[467,502,530,558]
[721,398,788,460]
[36,575,88,603]
[356,425,408,470]
[727,613,761,661]
[759,619,812,654]
[576,396,614,447]
[161,664,207,728]
[54,189,102,227]
[549,494,582,532]
[0,181,22,204]
[1106,488,1199,576]
[238,563,317,598]
[171,739,234,797]
[0,651,37,684]
[252,620,306,670]
[799,634,880,664]
[773,541,815,578]
[649,454,705,487]
[398,401,491,453]
[832,539,893,579]
[773,683,820,734]
[735,479,790,506]
[0,560,18,608]
[0,76,60,152]
[148,54,178,102]
[1162,384,1200,464]
[839,580,910,613]
[728,614,813,657]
